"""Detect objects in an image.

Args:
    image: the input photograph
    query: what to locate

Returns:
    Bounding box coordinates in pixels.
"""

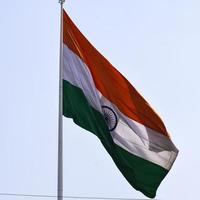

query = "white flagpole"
[58,1,65,200]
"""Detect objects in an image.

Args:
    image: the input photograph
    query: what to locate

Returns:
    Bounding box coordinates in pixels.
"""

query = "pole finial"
[59,0,65,4]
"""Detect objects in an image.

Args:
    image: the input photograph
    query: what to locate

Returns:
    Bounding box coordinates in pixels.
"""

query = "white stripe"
[99,94,178,169]
[63,44,102,112]
[63,44,178,170]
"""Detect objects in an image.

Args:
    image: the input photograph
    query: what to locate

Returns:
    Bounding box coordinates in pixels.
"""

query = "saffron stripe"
[63,9,169,137]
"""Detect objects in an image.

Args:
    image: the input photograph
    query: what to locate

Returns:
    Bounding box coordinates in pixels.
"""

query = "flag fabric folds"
[62,9,178,198]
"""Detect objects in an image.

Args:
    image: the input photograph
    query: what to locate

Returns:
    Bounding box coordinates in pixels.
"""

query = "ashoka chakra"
[102,106,118,131]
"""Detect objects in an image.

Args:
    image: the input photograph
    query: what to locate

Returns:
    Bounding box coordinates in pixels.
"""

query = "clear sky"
[0,0,199,199]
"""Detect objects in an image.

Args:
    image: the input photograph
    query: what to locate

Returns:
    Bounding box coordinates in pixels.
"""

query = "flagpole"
[58,1,65,200]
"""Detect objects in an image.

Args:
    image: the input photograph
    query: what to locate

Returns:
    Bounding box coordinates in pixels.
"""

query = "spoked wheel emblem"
[102,106,118,131]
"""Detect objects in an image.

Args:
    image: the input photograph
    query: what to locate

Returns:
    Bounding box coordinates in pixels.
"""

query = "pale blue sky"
[0,0,199,199]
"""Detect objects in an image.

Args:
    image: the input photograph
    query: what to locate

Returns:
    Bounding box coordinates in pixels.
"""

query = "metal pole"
[58,1,65,200]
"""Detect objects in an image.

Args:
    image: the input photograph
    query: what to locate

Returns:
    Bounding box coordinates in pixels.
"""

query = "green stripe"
[63,79,168,198]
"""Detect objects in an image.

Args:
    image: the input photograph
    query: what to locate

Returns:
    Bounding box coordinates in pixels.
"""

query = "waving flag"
[62,9,178,198]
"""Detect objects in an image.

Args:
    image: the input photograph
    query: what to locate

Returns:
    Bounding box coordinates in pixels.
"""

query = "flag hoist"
[58,1,179,199]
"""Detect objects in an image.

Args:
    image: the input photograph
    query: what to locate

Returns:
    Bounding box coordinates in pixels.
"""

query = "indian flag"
[62,9,178,198]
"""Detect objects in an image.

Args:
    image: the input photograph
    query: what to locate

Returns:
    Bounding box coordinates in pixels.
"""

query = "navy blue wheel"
[102,106,118,131]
